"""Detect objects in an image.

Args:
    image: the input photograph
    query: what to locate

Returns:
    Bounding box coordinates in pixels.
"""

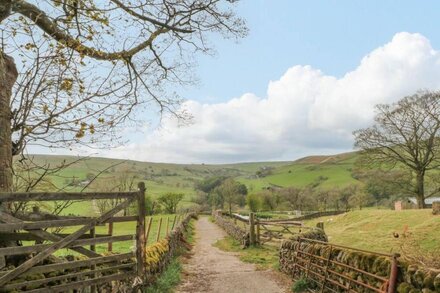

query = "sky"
[35,0,440,163]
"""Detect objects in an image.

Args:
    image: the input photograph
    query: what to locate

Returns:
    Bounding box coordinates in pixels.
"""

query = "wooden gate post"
[136,182,147,277]
[249,212,256,245]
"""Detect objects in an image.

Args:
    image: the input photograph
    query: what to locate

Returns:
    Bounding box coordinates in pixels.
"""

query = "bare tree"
[0,0,248,194]
[354,92,440,208]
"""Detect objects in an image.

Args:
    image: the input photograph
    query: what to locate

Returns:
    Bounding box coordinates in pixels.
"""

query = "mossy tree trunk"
[0,52,17,195]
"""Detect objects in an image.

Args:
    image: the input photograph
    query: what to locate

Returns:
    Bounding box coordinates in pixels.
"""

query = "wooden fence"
[227,212,314,245]
[0,182,148,292]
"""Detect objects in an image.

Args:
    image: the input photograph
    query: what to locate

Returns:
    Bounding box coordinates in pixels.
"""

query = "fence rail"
[283,237,399,293]
[222,212,317,244]
[0,182,148,292]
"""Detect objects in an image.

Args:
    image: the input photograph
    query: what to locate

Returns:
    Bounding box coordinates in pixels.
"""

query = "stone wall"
[292,210,345,221]
[279,236,440,293]
[212,211,249,247]
[143,213,197,282]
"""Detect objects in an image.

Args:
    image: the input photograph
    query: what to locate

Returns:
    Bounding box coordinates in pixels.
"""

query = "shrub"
[292,277,310,292]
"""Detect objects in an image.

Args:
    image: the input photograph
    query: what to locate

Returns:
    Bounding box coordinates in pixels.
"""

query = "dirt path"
[176,217,289,293]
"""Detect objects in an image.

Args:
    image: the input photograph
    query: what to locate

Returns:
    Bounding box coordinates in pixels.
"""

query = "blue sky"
[38,1,440,163]
[182,0,440,102]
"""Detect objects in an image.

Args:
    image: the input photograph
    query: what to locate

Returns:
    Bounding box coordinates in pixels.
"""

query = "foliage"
[194,176,226,194]
[215,178,246,215]
[291,277,310,293]
[158,192,184,214]
[246,193,262,212]
[144,259,182,293]
[354,91,440,208]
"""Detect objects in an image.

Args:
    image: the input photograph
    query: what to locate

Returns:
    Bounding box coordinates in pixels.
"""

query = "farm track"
[176,216,290,293]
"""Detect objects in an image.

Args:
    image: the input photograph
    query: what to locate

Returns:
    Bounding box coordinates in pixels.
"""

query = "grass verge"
[212,236,279,270]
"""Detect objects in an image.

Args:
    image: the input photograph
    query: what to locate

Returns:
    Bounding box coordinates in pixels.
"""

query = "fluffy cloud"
[107,32,440,163]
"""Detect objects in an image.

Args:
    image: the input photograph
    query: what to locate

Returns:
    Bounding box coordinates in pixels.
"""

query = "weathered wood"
[90,228,96,252]
[0,252,134,279]
[256,221,260,243]
[136,182,146,276]
[0,215,137,232]
[156,217,163,242]
[145,217,153,245]
[171,215,177,230]
[249,212,256,245]
[0,235,133,256]
[108,222,114,252]
[24,272,133,293]
[90,227,96,293]
[0,232,110,241]
[0,191,137,202]
[0,212,101,258]
[166,216,170,235]
[3,263,135,291]
[0,196,136,287]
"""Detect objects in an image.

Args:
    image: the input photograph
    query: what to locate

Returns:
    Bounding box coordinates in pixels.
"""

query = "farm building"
[394,197,440,210]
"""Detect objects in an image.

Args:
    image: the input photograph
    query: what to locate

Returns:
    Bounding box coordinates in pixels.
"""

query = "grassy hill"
[237,152,360,191]
[19,152,361,215]
[304,209,440,253]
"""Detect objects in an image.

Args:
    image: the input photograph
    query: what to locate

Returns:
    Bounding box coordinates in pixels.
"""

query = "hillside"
[17,152,361,215]
[304,209,440,253]
[237,151,360,191]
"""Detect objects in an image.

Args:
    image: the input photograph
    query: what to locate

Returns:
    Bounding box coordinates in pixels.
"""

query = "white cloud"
[106,32,440,163]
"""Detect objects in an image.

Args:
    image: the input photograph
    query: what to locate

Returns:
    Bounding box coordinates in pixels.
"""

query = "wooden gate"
[0,182,147,292]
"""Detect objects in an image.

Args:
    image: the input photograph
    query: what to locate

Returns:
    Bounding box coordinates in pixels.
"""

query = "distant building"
[394,197,440,210]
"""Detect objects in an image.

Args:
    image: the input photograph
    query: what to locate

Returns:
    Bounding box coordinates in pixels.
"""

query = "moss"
[434,274,440,291]
[423,274,435,289]
[397,283,412,293]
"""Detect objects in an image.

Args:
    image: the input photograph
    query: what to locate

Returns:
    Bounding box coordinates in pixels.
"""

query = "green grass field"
[53,214,180,256]
[304,209,440,254]
[237,152,360,191]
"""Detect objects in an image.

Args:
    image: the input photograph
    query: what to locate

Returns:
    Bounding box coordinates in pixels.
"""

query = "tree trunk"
[416,171,426,209]
[0,52,18,267]
[0,52,17,194]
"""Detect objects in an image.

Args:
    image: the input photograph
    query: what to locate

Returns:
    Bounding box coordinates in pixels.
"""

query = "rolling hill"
[16,152,360,215]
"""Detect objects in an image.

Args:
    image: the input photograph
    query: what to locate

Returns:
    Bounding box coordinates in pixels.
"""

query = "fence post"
[171,215,177,230]
[156,217,163,242]
[166,216,170,235]
[320,245,333,293]
[249,212,256,245]
[136,182,147,277]
[90,227,96,293]
[256,220,260,244]
[107,222,113,252]
[145,217,153,246]
[388,253,399,293]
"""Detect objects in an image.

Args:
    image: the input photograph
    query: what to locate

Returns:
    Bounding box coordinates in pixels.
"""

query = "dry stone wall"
[212,211,250,247]
[280,231,440,293]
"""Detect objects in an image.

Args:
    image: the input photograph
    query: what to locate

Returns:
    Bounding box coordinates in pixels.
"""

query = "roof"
[408,197,440,205]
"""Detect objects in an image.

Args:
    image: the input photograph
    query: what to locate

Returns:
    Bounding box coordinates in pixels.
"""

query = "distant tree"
[349,188,373,210]
[216,178,242,215]
[354,92,440,208]
[260,190,278,211]
[195,176,226,194]
[337,185,358,211]
[246,193,261,212]
[279,187,303,210]
[158,192,184,214]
